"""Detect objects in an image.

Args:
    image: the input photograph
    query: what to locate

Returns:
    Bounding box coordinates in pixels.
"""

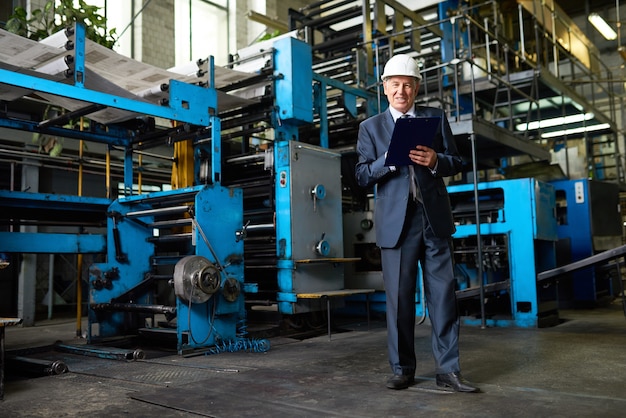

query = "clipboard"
[384,116,441,166]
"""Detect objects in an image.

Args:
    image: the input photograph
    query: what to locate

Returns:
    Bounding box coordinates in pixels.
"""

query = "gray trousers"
[381,201,460,376]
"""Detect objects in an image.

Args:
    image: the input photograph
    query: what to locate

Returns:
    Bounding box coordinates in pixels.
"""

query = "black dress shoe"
[386,374,414,390]
[436,372,480,393]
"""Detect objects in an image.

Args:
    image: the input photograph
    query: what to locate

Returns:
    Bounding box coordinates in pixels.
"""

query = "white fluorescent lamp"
[588,13,618,40]
[541,123,611,138]
[516,113,594,131]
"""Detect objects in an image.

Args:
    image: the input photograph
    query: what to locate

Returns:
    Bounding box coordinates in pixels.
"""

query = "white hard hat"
[381,54,422,81]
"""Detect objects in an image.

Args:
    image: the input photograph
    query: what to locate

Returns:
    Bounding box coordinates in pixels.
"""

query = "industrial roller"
[173,255,221,304]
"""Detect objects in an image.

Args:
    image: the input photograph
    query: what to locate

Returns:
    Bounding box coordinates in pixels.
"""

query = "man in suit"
[355,54,479,393]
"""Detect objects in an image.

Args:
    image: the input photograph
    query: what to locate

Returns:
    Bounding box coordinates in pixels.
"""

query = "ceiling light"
[515,113,594,131]
[588,13,618,40]
[541,123,611,139]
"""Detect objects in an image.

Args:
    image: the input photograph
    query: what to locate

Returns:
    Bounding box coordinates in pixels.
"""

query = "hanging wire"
[189,209,227,274]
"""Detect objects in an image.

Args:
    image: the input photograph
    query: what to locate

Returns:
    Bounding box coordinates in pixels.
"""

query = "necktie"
[409,166,422,203]
[400,114,422,203]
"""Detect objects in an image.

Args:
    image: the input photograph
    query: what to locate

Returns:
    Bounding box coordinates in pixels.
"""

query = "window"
[85,0,133,57]
[87,0,230,66]
[175,0,229,66]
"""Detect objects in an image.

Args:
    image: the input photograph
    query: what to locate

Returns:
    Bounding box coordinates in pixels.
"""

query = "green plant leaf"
[5,0,117,48]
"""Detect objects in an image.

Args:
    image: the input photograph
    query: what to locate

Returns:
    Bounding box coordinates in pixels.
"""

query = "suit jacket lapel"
[382,110,395,147]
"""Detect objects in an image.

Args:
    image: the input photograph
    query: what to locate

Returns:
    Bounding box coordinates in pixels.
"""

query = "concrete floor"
[2,300,626,417]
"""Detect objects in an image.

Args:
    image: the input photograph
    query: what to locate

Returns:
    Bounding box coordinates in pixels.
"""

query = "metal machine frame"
[88,185,246,353]
[0,23,255,353]
[3,1,626,336]
[550,179,623,307]
[446,178,559,327]
[222,36,377,319]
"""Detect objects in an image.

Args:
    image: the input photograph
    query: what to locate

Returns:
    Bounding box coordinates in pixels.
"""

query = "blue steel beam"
[311,72,372,100]
[0,190,110,213]
[73,23,86,88]
[0,232,106,254]
[0,118,132,146]
[0,70,217,129]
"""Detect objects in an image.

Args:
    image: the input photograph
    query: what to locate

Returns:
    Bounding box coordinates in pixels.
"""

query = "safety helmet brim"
[381,54,422,81]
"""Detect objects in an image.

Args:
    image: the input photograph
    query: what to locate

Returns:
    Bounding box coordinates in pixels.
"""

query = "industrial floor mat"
[1,373,195,418]
[78,359,228,386]
[129,365,626,418]
[130,367,396,417]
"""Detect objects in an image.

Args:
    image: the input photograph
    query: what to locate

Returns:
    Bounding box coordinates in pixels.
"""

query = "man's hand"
[409,145,437,169]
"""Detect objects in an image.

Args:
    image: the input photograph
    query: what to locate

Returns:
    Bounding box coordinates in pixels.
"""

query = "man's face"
[383,75,419,115]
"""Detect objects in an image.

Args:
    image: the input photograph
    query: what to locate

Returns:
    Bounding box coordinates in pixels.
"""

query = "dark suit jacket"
[355,106,463,248]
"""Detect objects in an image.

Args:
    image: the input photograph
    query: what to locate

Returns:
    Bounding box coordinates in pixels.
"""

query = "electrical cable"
[185,209,255,349]
[204,338,271,355]
[189,209,226,274]
[186,279,218,346]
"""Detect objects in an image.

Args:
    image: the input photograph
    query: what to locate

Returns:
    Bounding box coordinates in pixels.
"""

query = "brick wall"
[140,0,175,68]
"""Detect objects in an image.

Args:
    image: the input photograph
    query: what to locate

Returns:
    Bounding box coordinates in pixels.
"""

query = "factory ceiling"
[558,0,618,18]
